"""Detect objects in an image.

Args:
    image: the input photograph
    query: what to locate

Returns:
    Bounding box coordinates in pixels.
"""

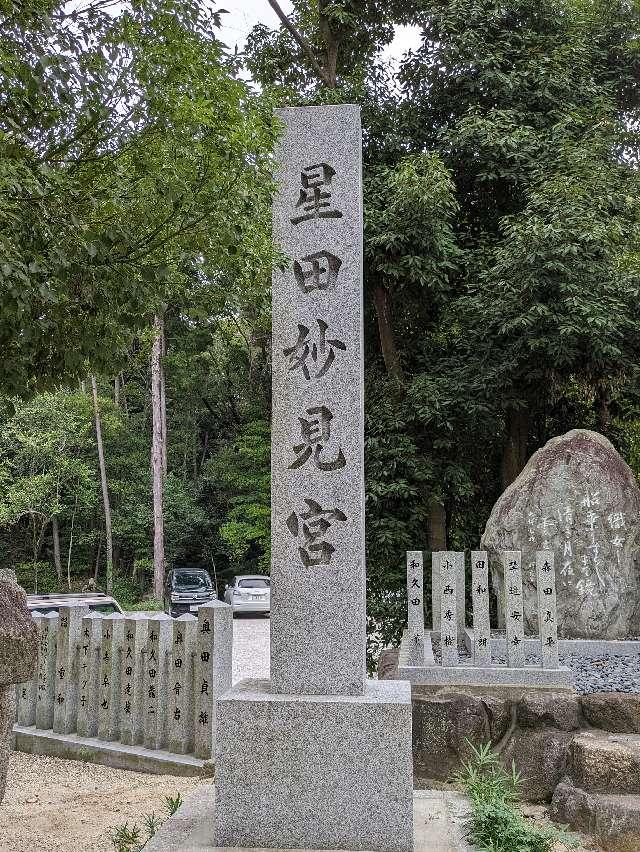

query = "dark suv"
[163,567,216,617]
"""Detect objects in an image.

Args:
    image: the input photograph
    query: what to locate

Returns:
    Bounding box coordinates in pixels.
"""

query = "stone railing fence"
[400,549,572,688]
[15,602,232,761]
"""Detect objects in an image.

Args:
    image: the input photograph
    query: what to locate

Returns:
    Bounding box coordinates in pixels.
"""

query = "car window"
[238,578,270,588]
[92,604,117,615]
[173,572,211,590]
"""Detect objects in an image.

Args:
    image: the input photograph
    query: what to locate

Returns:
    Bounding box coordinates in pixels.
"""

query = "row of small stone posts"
[402,550,569,688]
[15,603,231,759]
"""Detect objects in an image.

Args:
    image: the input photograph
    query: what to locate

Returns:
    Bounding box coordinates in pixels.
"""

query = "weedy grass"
[110,793,183,851]
[452,741,579,852]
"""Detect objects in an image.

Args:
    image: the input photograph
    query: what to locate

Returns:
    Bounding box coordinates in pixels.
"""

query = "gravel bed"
[431,638,640,694]
[0,751,201,851]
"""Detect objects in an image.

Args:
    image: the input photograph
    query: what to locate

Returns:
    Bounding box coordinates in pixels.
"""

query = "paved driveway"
[232,614,270,684]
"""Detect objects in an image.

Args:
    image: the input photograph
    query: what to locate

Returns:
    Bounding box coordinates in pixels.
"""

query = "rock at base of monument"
[550,779,640,852]
[214,678,414,852]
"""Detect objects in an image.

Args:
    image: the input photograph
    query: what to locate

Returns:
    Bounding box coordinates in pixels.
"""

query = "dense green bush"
[453,742,577,852]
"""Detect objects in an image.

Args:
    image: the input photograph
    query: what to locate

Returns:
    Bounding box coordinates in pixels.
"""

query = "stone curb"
[13,725,205,776]
[144,787,480,852]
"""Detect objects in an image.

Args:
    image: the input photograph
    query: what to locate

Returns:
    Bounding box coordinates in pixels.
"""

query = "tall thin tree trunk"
[428,502,447,551]
[372,284,404,386]
[114,375,120,407]
[51,515,62,583]
[595,383,611,435]
[500,408,530,492]
[91,376,114,593]
[94,534,102,583]
[151,315,165,600]
[66,495,78,591]
[160,320,168,476]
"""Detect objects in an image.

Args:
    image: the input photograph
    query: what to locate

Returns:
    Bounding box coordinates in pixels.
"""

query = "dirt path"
[0,751,202,851]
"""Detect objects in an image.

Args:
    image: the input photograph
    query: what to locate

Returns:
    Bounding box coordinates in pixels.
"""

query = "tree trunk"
[66,496,78,591]
[114,375,120,407]
[51,515,62,583]
[94,534,102,583]
[500,408,530,492]
[595,383,611,435]
[91,376,114,593]
[160,320,168,476]
[372,284,404,386]
[151,314,166,600]
[428,501,447,551]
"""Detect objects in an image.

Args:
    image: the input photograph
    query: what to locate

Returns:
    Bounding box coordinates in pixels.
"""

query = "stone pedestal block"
[214,678,413,852]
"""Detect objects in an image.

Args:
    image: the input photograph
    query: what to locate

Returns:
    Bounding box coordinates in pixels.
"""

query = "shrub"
[453,742,578,852]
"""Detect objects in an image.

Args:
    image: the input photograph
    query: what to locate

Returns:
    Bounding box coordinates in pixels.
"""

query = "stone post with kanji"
[214,104,413,852]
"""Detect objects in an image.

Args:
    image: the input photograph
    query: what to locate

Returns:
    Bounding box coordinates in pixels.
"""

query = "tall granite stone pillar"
[214,105,413,852]
[0,573,37,803]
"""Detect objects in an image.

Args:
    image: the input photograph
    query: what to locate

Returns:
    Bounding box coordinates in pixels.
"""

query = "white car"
[224,575,270,615]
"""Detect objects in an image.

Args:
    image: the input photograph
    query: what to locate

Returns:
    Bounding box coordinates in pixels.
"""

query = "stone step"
[581,694,640,734]
[551,780,640,852]
[566,730,640,794]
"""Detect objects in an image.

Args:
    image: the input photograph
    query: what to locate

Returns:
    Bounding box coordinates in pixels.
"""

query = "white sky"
[218,1,421,62]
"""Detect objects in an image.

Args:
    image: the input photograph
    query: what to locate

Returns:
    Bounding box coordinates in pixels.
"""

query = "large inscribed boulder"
[482,429,640,639]
[0,574,37,803]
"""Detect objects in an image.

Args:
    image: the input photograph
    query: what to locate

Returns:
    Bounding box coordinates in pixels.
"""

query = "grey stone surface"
[53,603,87,734]
[120,613,148,746]
[35,611,58,730]
[0,685,15,803]
[0,577,37,686]
[214,678,414,852]
[567,730,640,794]
[407,551,426,666]
[76,612,102,738]
[98,612,124,741]
[431,551,441,631]
[440,553,459,666]
[471,551,490,666]
[502,551,525,668]
[16,611,40,726]
[500,727,573,802]
[194,601,232,760]
[397,663,573,689]
[143,612,172,750]
[482,429,640,639]
[270,104,366,696]
[146,787,479,852]
[581,693,640,733]
[412,691,510,783]
[516,692,582,731]
[12,724,204,776]
[536,550,560,668]
[168,613,197,755]
[398,630,435,668]
[551,779,640,852]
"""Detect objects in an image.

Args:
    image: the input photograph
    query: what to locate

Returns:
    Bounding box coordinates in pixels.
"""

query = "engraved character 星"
[290,163,343,224]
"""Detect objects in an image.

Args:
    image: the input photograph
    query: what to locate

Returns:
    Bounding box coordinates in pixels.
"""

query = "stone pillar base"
[214,678,414,852]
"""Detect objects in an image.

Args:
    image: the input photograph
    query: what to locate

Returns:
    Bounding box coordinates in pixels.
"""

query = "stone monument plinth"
[213,105,414,851]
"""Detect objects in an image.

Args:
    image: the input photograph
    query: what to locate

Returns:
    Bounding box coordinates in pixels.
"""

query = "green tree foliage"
[0,0,277,394]
[247,0,640,660]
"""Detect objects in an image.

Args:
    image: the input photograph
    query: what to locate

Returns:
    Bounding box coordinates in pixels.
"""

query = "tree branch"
[266,0,329,86]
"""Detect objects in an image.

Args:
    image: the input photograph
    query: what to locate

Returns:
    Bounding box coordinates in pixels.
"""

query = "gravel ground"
[0,751,201,851]
[0,615,270,852]
[431,638,640,694]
